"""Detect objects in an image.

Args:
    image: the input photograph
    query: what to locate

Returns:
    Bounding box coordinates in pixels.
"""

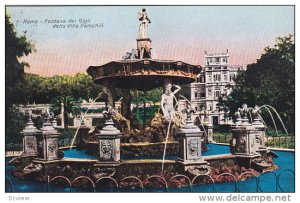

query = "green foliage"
[5,13,34,108]
[24,73,103,104]
[134,88,162,103]
[5,12,34,146]
[218,35,295,132]
[132,105,160,124]
[5,107,27,145]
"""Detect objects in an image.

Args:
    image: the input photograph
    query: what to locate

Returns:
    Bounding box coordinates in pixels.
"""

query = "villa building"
[191,51,243,125]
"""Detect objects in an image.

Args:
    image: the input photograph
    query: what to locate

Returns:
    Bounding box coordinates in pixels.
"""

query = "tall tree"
[5,13,34,108]
[5,13,34,145]
[218,35,295,132]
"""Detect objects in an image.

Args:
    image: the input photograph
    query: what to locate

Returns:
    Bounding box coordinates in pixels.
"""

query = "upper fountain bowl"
[87,59,202,91]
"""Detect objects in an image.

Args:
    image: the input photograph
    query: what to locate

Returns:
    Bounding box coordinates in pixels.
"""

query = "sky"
[6,6,294,76]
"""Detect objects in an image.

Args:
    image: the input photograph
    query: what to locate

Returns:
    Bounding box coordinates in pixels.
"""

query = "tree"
[5,13,34,108]
[24,73,103,104]
[5,13,34,145]
[218,35,295,132]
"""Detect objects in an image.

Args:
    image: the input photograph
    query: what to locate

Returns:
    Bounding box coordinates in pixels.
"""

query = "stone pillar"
[136,38,152,59]
[231,124,259,155]
[230,104,263,169]
[60,102,65,128]
[21,118,41,157]
[176,106,208,171]
[251,109,268,154]
[37,118,61,161]
[206,123,213,143]
[97,108,122,164]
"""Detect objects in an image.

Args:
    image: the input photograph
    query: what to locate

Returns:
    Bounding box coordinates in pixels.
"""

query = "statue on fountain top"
[161,81,181,122]
[138,8,151,39]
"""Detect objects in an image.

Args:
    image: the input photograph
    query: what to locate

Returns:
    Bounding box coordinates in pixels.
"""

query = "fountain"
[230,104,277,172]
[8,9,282,191]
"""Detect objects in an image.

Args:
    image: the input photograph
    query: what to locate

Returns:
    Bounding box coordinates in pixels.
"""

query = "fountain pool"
[5,144,294,192]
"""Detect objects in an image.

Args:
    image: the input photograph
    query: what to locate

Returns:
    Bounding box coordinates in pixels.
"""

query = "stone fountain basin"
[87,59,201,91]
[82,140,208,157]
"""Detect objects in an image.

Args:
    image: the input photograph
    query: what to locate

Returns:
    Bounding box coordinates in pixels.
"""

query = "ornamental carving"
[101,140,113,160]
[26,137,36,150]
[188,138,198,156]
[48,141,57,152]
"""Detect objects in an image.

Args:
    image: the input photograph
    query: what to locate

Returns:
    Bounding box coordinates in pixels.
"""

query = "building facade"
[191,51,243,125]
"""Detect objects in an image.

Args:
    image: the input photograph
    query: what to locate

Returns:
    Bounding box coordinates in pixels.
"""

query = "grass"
[212,132,295,149]
[213,132,232,144]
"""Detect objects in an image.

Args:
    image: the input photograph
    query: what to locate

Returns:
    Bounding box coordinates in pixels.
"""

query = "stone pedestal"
[37,119,61,161]
[136,38,152,59]
[252,117,267,149]
[176,119,207,171]
[97,118,122,164]
[206,123,213,143]
[21,118,41,157]
[231,124,259,155]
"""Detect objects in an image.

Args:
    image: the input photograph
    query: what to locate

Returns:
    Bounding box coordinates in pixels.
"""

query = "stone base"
[93,161,121,168]
[136,38,152,59]
[21,153,37,158]
[177,158,208,172]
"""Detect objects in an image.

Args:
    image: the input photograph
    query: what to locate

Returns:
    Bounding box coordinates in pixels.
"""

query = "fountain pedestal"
[137,38,152,59]
[97,118,122,164]
[231,104,271,168]
[176,119,208,172]
[36,119,61,161]
[252,116,267,149]
[206,123,213,143]
[21,118,41,157]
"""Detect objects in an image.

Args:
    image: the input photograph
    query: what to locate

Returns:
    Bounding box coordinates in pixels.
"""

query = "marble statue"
[161,81,181,121]
[138,8,151,38]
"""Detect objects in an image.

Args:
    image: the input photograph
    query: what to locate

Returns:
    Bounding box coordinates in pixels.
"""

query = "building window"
[200,93,205,98]
[214,90,221,98]
[194,92,198,98]
[223,58,227,63]
[215,57,220,63]
[208,88,212,97]
[214,74,221,81]
[207,73,212,81]
[224,74,228,81]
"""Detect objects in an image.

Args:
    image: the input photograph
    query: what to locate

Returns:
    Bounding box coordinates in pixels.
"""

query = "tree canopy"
[5,13,34,108]
[218,35,295,132]
[24,73,103,104]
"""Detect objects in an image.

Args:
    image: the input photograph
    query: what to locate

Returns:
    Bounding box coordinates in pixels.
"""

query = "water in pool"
[5,144,294,192]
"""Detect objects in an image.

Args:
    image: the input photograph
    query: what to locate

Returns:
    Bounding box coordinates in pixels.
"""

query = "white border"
[1,0,298,203]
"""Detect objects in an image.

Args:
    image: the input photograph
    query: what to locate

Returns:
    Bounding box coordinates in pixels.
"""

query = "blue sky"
[6,6,294,76]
